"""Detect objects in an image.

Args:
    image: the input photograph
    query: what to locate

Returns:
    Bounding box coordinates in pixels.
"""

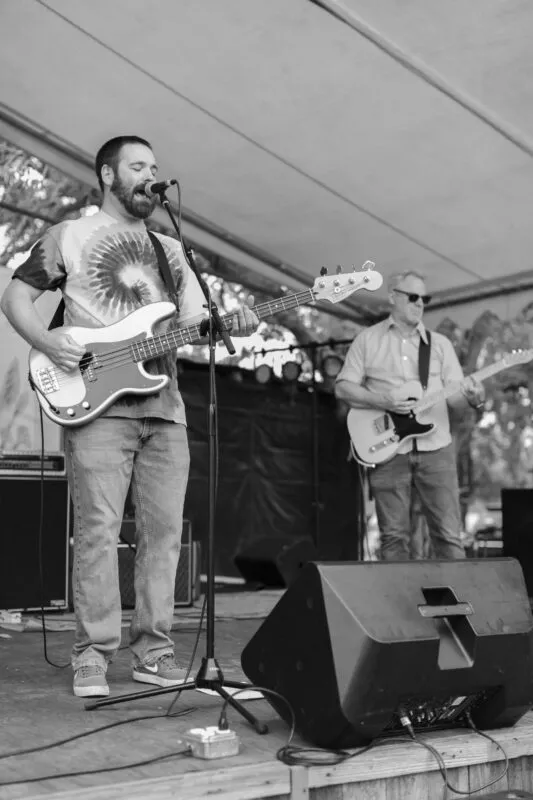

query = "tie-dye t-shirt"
[12,210,207,423]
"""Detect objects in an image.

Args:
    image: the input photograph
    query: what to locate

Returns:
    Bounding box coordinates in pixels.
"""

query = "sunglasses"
[393,289,432,306]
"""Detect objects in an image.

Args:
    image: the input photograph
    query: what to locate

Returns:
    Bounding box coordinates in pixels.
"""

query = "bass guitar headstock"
[312,261,383,304]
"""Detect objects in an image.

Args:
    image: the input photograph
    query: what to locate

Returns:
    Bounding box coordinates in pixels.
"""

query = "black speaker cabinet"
[502,488,533,596]
[234,536,317,587]
[0,475,70,610]
[241,559,533,748]
[118,519,198,608]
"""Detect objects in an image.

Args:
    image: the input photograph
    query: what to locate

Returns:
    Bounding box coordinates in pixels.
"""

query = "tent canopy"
[2,0,533,326]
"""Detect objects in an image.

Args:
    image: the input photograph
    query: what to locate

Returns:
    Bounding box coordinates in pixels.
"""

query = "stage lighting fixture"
[254,363,273,384]
[281,360,302,382]
[321,351,343,378]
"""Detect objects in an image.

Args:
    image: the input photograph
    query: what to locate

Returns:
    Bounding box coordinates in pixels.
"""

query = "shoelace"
[156,655,177,669]
[76,665,104,678]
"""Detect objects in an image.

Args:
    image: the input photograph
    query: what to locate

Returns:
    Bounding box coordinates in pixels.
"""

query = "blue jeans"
[65,417,190,670]
[368,443,465,560]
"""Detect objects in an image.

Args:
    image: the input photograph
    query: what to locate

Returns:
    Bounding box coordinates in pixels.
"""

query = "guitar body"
[347,382,436,466]
[345,348,533,466]
[29,302,177,427]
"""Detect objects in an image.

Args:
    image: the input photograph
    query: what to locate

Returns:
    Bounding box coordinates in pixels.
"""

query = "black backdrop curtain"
[179,360,362,577]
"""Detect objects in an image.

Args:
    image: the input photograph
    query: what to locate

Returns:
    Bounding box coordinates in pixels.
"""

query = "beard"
[110,175,157,219]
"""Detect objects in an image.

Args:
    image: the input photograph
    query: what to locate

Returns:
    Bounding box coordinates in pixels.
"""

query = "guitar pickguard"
[347,407,435,467]
[388,412,434,441]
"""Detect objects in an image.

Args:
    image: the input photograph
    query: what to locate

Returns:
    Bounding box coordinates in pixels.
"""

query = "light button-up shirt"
[336,316,465,453]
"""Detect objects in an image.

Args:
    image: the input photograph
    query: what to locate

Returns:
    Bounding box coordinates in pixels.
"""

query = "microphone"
[144,179,178,197]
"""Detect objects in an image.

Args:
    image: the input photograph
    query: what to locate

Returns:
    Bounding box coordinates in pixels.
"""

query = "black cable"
[37,406,70,669]
[398,709,510,797]
[216,684,294,755]
[164,592,207,717]
[355,460,368,560]
[218,684,382,767]
[221,685,510,787]
[0,531,204,764]
[0,709,194,762]
[0,747,191,788]
[436,711,509,796]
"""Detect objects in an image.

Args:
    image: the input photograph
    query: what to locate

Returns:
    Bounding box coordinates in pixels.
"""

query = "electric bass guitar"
[29,262,383,427]
[347,347,533,467]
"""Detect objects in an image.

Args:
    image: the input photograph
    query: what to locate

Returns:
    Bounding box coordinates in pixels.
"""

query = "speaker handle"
[418,602,473,618]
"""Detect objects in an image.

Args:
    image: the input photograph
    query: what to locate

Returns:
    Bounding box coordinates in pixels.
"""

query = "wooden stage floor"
[2,591,533,800]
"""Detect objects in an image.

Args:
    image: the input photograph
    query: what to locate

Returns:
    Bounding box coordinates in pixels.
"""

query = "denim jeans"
[368,443,465,560]
[65,417,190,670]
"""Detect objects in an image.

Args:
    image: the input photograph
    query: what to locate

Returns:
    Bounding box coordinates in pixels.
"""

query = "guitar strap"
[48,298,65,330]
[147,231,180,311]
[418,330,432,391]
[412,330,431,454]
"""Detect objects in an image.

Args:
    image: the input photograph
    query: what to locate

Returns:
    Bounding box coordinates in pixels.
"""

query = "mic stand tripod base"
[85,657,269,735]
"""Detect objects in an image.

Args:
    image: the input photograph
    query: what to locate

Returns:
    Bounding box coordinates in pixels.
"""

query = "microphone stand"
[85,186,268,735]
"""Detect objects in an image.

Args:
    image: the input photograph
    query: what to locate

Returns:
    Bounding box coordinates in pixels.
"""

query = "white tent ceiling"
[2,0,533,326]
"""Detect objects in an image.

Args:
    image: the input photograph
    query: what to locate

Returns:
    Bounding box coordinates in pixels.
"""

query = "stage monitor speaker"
[241,559,533,749]
[502,488,533,596]
[0,475,70,610]
[234,536,317,587]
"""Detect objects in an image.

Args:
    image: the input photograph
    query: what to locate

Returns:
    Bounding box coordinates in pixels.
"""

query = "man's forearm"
[1,286,51,350]
[335,379,388,410]
[447,389,484,412]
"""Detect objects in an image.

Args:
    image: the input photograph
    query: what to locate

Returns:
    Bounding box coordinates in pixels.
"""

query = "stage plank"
[507,757,533,792]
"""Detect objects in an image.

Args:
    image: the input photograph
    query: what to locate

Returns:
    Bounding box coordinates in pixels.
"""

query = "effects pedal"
[178,726,240,759]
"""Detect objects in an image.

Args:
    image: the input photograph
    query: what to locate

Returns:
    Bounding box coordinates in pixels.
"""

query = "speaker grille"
[0,476,70,611]
[117,519,196,609]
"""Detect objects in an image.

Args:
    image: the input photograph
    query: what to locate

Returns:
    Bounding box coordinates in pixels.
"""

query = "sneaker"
[73,664,109,698]
[133,654,188,687]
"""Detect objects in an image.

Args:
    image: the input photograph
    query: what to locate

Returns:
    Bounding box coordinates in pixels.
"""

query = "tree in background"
[437,311,533,506]
[0,140,100,262]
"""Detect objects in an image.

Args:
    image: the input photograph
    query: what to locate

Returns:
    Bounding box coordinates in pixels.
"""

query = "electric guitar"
[29,262,383,427]
[347,347,533,467]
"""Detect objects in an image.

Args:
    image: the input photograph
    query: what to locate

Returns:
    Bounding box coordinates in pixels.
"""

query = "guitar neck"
[132,289,315,360]
[416,359,513,413]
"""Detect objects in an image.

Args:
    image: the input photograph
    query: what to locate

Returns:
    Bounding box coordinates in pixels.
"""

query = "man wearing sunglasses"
[335,270,484,561]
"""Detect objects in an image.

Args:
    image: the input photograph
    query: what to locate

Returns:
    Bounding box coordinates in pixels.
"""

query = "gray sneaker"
[133,654,188,687]
[73,664,109,698]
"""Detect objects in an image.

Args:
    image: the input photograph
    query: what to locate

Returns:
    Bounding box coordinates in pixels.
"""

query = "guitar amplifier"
[0,475,70,611]
[118,519,200,609]
[0,451,66,477]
